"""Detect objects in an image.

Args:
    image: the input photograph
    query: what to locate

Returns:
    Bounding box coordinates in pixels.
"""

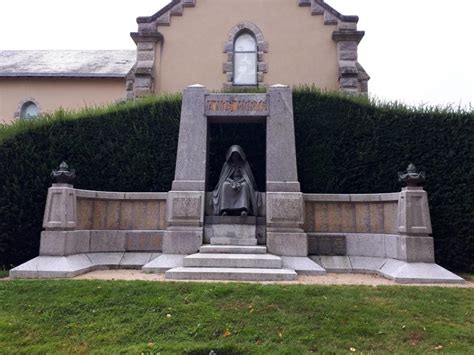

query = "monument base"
[9,252,464,284]
[309,256,464,284]
[267,232,308,256]
[162,230,202,254]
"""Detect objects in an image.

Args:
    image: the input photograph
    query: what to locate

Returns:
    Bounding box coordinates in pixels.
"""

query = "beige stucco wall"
[0,78,126,124]
[155,0,339,93]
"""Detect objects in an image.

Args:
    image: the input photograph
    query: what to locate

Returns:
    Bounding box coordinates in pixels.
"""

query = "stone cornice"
[298,0,359,23]
[130,32,163,44]
[332,31,365,43]
[136,0,196,28]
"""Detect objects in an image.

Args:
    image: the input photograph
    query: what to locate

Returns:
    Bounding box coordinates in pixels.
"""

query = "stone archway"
[163,84,307,257]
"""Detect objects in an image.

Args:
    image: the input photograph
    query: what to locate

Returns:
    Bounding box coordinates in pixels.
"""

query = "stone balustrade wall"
[303,193,400,234]
[75,190,168,231]
[41,184,434,262]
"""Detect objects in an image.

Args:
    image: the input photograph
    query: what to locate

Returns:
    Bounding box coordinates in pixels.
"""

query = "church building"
[0,0,369,124]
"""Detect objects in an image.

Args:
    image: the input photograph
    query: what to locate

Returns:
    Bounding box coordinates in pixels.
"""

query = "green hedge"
[0,96,181,267]
[293,89,473,272]
[0,90,472,272]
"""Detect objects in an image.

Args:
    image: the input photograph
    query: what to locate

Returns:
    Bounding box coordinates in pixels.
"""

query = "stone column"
[163,84,208,254]
[266,84,307,256]
[40,183,92,257]
[396,186,435,262]
[129,32,163,98]
[332,28,365,94]
[43,183,77,231]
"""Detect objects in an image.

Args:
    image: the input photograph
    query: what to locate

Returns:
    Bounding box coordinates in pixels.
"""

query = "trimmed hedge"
[0,90,472,272]
[293,89,473,272]
[0,96,181,267]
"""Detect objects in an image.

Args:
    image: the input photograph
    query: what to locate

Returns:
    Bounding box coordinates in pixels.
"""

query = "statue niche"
[212,145,260,216]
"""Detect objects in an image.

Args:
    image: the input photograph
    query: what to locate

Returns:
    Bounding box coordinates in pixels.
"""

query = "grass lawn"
[0,270,8,279]
[0,280,472,354]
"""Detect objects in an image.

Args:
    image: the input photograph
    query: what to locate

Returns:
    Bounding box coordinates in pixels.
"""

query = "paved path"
[72,270,473,287]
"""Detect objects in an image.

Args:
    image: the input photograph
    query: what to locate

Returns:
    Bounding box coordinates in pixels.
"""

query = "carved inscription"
[172,197,201,219]
[207,99,267,113]
[270,197,302,221]
[205,94,268,116]
[308,234,346,255]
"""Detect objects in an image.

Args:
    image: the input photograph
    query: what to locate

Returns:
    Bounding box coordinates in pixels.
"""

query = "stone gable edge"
[135,0,359,31]
[128,0,369,98]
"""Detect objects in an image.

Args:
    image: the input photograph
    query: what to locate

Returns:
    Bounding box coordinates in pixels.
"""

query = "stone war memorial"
[8,0,464,283]
[10,85,464,283]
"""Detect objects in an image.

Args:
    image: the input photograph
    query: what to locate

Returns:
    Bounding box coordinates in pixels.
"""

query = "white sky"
[0,0,473,108]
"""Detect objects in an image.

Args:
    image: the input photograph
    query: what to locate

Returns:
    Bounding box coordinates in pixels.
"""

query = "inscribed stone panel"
[92,200,107,230]
[105,201,121,229]
[76,198,93,230]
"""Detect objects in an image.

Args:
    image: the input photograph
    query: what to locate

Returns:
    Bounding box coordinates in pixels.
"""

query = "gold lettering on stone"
[207,99,267,112]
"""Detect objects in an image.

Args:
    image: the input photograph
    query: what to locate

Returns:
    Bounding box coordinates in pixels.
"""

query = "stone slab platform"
[165,267,297,281]
[142,254,185,273]
[309,256,464,284]
[183,253,282,269]
[200,245,267,254]
[10,253,464,284]
[10,252,161,279]
[210,237,257,246]
[280,256,326,276]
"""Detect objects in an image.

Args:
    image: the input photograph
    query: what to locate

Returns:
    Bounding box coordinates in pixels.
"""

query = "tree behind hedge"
[0,90,472,272]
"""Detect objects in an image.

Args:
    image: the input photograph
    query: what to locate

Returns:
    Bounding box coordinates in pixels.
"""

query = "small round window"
[20,101,39,119]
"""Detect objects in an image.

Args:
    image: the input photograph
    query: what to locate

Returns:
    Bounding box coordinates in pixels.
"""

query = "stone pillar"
[332,29,365,94]
[129,32,163,98]
[163,84,208,254]
[43,183,77,231]
[266,84,300,193]
[266,85,307,256]
[396,186,435,262]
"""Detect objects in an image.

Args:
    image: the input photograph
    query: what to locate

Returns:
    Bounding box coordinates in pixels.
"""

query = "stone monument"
[10,85,464,284]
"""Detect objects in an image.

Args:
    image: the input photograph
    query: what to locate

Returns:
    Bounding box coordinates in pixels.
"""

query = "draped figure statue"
[212,145,260,216]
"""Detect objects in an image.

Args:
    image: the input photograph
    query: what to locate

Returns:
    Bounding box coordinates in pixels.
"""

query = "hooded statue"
[212,145,260,216]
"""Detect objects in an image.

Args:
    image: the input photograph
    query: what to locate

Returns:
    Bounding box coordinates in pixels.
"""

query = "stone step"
[211,237,257,246]
[183,253,282,269]
[200,245,267,254]
[165,267,297,281]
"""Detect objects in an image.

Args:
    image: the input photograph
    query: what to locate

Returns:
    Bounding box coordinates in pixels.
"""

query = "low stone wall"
[304,193,399,234]
[75,190,168,230]
[303,192,435,262]
[40,184,435,263]
[40,184,168,256]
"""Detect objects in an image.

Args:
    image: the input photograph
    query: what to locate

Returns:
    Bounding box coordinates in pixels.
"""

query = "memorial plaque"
[307,234,347,255]
[205,94,268,116]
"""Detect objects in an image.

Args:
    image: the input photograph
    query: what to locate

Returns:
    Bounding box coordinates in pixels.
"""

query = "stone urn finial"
[51,161,76,184]
[398,163,425,187]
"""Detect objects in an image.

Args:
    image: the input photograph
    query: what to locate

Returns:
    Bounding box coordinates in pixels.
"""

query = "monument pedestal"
[204,216,257,246]
[266,192,308,256]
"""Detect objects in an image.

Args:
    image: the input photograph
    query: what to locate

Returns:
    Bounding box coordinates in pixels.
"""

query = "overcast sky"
[0,0,472,108]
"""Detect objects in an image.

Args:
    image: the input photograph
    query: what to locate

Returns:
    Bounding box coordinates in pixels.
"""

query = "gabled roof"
[136,0,358,28]
[0,50,136,78]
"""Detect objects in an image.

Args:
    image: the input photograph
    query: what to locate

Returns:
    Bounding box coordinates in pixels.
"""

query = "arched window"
[223,22,268,89]
[233,32,257,86]
[20,101,39,119]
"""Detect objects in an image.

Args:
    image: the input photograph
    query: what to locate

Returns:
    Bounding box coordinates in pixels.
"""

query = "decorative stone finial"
[51,161,76,184]
[398,163,425,187]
